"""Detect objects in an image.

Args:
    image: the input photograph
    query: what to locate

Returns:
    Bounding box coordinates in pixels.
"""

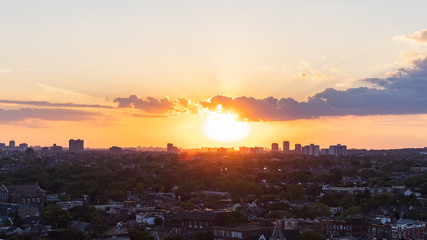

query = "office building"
[19,143,28,150]
[294,144,302,152]
[69,139,84,153]
[9,140,15,150]
[271,143,279,152]
[283,141,290,152]
[329,144,347,157]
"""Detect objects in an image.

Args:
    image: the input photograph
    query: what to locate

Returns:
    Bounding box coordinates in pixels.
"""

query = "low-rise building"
[0,184,46,205]
[170,211,231,235]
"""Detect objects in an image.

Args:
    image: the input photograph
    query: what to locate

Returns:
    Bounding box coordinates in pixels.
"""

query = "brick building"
[170,211,231,235]
[0,184,46,205]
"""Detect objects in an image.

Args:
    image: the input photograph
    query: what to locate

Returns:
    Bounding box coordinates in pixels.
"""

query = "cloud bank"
[114,56,427,121]
[200,56,427,121]
[114,95,190,114]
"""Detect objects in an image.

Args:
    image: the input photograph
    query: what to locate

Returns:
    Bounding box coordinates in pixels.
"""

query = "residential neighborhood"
[0,145,427,239]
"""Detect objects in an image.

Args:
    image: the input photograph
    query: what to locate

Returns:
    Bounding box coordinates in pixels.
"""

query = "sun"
[202,112,251,142]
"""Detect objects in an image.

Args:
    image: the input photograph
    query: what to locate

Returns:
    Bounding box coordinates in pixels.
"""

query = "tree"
[403,209,427,221]
[341,194,358,209]
[297,231,326,240]
[319,193,340,207]
[40,205,71,229]
[286,184,305,201]
[267,202,290,211]
[306,184,322,197]
[340,206,361,220]
[227,211,249,225]
[310,203,331,217]
[128,227,155,240]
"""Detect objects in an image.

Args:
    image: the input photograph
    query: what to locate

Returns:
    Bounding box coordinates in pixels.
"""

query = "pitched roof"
[270,221,285,240]
[173,211,218,221]
[4,184,45,197]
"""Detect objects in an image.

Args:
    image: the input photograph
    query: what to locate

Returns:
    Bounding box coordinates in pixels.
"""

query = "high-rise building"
[320,148,329,155]
[308,144,320,157]
[167,143,179,153]
[283,141,290,152]
[110,146,123,154]
[329,144,347,157]
[19,143,28,149]
[294,144,302,152]
[271,143,279,151]
[302,145,309,155]
[69,139,84,153]
[9,140,15,150]
[51,144,63,153]
[305,144,320,157]
[0,143,5,150]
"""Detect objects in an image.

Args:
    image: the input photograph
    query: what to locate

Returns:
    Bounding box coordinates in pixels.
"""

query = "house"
[69,221,97,237]
[17,205,38,218]
[390,219,426,240]
[170,211,231,235]
[0,184,46,205]
[270,221,285,240]
[212,222,274,240]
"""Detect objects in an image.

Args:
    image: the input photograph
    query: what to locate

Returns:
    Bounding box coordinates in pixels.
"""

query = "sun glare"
[202,112,251,142]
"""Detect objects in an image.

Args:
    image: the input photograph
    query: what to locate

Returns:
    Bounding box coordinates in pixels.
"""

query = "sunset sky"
[2,1,427,149]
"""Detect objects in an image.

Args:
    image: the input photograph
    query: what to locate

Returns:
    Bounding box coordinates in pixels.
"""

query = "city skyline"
[2,1,427,149]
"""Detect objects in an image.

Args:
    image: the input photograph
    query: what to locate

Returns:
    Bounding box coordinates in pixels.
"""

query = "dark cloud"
[0,108,100,123]
[0,100,113,108]
[114,95,190,114]
[199,57,427,121]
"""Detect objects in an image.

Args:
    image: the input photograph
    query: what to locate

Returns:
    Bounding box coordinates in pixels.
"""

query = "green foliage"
[319,194,340,207]
[297,231,326,240]
[260,194,275,202]
[306,184,322,197]
[226,211,249,225]
[403,209,427,221]
[267,202,290,211]
[340,206,361,219]
[128,227,155,240]
[69,206,97,222]
[40,205,71,229]
[285,184,305,201]
[341,194,358,209]
[310,203,331,217]
[373,193,396,205]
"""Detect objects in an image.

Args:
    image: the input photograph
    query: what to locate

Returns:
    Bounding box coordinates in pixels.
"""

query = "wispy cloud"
[0,108,101,124]
[0,100,113,109]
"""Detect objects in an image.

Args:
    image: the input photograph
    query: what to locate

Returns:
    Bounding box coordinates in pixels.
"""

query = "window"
[231,231,242,238]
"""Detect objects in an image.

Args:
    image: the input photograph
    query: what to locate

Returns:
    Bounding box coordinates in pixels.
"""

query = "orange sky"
[1,1,427,149]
